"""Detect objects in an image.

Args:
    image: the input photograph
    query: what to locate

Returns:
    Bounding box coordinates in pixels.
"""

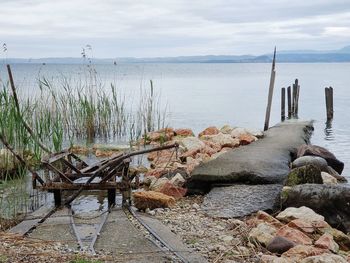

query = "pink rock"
[203,140,221,152]
[239,134,257,145]
[145,169,168,179]
[315,233,339,253]
[276,225,313,245]
[198,126,220,137]
[158,182,187,199]
[257,210,284,228]
[288,219,315,234]
[201,145,217,156]
[174,128,194,137]
[282,245,328,260]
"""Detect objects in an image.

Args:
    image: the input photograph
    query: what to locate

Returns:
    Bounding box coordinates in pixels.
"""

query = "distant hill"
[2,46,350,64]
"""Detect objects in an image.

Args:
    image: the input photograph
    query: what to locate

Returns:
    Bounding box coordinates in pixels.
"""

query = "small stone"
[285,165,323,186]
[287,219,314,234]
[276,225,313,245]
[170,173,186,187]
[314,233,339,253]
[198,126,220,137]
[267,236,296,254]
[300,253,347,263]
[192,203,200,210]
[276,206,325,223]
[321,172,337,185]
[282,245,327,261]
[249,223,277,247]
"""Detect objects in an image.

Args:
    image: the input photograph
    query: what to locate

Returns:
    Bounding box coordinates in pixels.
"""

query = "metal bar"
[88,209,110,253]
[61,158,83,175]
[40,182,125,190]
[45,163,73,184]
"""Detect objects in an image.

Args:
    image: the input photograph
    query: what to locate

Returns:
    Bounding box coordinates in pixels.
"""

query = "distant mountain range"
[3,46,350,64]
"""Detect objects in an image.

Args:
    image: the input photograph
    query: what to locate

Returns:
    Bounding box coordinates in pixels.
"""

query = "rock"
[322,227,350,251]
[325,166,347,183]
[219,235,234,242]
[192,203,200,210]
[256,210,284,228]
[314,233,339,253]
[321,172,337,185]
[187,121,314,193]
[181,137,205,152]
[133,191,175,210]
[230,127,250,138]
[158,182,187,199]
[220,125,235,134]
[282,245,327,261]
[261,255,293,263]
[202,184,283,218]
[210,151,225,160]
[149,177,169,191]
[174,128,194,137]
[201,133,240,148]
[285,165,323,186]
[300,254,347,263]
[297,144,344,174]
[276,206,325,223]
[145,169,168,178]
[292,156,328,171]
[249,223,277,246]
[198,126,220,137]
[267,236,296,254]
[143,176,157,187]
[276,225,313,245]
[170,173,186,187]
[287,219,314,234]
[281,184,350,233]
[238,134,257,145]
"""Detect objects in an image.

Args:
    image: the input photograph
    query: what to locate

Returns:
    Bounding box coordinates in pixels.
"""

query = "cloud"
[0,0,350,57]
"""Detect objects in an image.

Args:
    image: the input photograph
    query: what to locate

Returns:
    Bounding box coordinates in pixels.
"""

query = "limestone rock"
[133,191,175,210]
[267,236,296,254]
[282,245,327,261]
[292,156,328,171]
[158,182,187,199]
[149,177,169,191]
[220,125,235,134]
[285,165,323,186]
[239,134,257,145]
[257,210,284,228]
[297,144,344,174]
[174,128,194,137]
[181,137,205,152]
[201,133,240,148]
[198,126,220,137]
[276,225,313,245]
[230,127,250,138]
[287,219,314,234]
[249,223,277,246]
[300,254,346,263]
[261,255,293,263]
[170,173,186,187]
[314,233,339,253]
[321,172,337,185]
[276,206,325,223]
[322,227,350,251]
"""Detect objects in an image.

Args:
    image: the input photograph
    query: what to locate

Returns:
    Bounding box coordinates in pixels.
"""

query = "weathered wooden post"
[294,79,300,118]
[264,47,277,131]
[325,87,334,120]
[329,86,334,119]
[281,87,286,121]
[287,86,292,118]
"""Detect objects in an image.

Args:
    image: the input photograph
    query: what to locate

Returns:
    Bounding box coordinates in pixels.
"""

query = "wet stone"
[202,184,283,218]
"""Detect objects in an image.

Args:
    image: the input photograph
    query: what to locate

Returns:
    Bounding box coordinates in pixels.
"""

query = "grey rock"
[187,121,313,194]
[267,236,296,254]
[292,156,328,171]
[202,184,283,218]
[285,165,323,186]
[282,184,350,233]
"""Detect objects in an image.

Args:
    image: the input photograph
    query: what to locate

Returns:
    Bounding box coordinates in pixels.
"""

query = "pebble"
[192,203,200,210]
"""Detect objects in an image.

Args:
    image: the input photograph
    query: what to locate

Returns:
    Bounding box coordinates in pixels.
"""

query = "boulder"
[321,227,350,251]
[276,225,313,245]
[314,233,339,253]
[174,128,194,137]
[201,133,240,148]
[230,127,250,138]
[300,254,346,263]
[201,184,283,218]
[198,126,220,137]
[281,184,350,233]
[285,165,323,186]
[292,156,328,171]
[181,137,205,152]
[325,166,347,183]
[267,236,296,254]
[321,172,337,185]
[133,191,175,210]
[281,245,327,261]
[187,121,313,194]
[238,134,257,145]
[276,206,325,223]
[158,182,187,199]
[170,173,186,187]
[249,223,277,246]
[297,144,344,174]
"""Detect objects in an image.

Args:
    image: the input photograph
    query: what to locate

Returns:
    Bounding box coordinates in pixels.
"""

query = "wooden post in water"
[287,86,292,118]
[292,80,297,118]
[325,87,334,120]
[294,79,300,118]
[281,87,286,121]
[264,47,277,131]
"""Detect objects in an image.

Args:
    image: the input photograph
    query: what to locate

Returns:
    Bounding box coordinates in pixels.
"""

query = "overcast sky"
[1,0,350,58]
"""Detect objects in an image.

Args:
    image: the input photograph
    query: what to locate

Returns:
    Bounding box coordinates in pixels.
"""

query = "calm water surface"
[1,62,349,179]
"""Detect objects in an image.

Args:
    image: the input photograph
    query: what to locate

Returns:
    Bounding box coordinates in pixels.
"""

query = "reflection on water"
[324,120,335,141]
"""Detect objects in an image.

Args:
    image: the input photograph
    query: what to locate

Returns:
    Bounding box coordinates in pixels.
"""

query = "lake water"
[1,62,350,179]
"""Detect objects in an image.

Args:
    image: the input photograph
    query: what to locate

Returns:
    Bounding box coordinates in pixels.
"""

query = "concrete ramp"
[187,121,313,194]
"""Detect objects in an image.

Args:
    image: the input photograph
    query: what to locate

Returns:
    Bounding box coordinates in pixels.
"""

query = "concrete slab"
[202,184,283,218]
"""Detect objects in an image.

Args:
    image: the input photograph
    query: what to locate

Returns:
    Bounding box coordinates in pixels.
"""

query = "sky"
[1,0,350,58]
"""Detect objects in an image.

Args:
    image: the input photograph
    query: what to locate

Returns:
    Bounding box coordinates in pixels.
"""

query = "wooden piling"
[264,47,277,131]
[287,86,292,118]
[329,86,334,118]
[281,87,286,121]
[325,87,334,120]
[294,79,300,118]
